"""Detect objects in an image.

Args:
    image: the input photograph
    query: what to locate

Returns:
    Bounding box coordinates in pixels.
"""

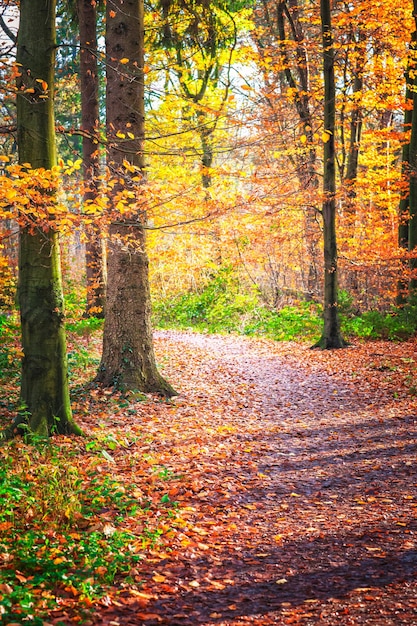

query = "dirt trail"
[92,331,417,625]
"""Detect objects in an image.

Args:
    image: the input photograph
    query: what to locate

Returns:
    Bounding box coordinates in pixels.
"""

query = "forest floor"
[76,330,417,626]
[5,330,417,625]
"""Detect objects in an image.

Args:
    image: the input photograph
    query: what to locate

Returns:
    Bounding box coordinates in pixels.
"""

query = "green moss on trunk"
[13,0,82,437]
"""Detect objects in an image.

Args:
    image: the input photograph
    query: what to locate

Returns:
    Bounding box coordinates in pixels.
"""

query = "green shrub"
[153,266,259,333]
[0,442,178,623]
[240,302,321,341]
[341,307,417,341]
[0,313,21,382]
[66,315,104,335]
[153,276,417,343]
[153,268,323,341]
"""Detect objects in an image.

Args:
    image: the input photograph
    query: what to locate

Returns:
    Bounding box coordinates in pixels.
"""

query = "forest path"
[92,331,417,625]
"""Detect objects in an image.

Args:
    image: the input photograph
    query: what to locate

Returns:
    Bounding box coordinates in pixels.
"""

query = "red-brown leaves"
[3,331,417,623]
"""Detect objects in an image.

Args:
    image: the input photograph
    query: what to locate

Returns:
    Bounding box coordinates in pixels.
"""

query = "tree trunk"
[408,3,417,299]
[11,0,82,437]
[96,0,176,396]
[313,0,346,349]
[397,63,413,305]
[344,30,366,187]
[78,0,106,318]
[340,29,365,297]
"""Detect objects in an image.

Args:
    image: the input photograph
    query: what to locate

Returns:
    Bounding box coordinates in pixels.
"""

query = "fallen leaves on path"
[4,332,417,624]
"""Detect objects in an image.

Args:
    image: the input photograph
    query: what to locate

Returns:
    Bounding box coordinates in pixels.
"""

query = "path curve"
[93,331,417,625]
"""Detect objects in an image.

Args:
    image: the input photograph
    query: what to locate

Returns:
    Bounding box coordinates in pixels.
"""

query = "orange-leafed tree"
[404,0,417,298]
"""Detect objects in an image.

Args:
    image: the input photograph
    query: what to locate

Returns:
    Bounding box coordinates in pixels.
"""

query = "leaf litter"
[6,331,417,624]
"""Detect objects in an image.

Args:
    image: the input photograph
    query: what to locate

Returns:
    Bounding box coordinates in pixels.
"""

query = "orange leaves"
[4,324,417,622]
[35,78,48,92]
[0,157,149,235]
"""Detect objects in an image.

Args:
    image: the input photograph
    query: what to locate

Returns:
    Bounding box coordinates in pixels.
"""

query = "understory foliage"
[0,432,182,623]
[152,266,417,342]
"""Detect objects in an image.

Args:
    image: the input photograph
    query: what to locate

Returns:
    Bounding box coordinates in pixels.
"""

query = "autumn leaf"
[152,574,166,583]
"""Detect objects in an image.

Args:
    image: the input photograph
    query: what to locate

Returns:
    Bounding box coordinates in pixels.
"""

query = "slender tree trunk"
[96,0,176,396]
[9,0,82,438]
[408,4,417,298]
[397,72,413,305]
[314,0,346,349]
[78,0,106,317]
[345,31,366,187]
[342,30,365,296]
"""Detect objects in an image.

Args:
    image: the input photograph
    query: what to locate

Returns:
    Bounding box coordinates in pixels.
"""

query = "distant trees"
[155,0,239,189]
[253,0,321,297]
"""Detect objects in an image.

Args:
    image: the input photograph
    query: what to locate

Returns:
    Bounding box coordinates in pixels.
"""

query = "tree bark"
[313,0,346,349]
[339,28,365,296]
[96,0,176,396]
[12,0,82,437]
[397,58,413,305]
[408,2,417,299]
[78,0,106,318]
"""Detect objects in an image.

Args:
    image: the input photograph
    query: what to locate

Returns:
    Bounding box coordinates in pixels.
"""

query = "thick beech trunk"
[11,0,81,437]
[78,0,106,317]
[314,0,346,349]
[96,0,176,396]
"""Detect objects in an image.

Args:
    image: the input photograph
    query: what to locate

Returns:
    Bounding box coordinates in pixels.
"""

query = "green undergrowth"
[64,281,104,336]
[0,313,21,382]
[152,270,417,342]
[0,437,180,624]
[152,268,322,341]
[341,305,417,341]
[153,291,323,341]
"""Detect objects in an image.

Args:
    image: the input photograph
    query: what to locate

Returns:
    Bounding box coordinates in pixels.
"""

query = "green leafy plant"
[0,313,21,381]
[341,306,417,341]
[66,315,104,335]
[0,442,179,623]
[153,275,417,343]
